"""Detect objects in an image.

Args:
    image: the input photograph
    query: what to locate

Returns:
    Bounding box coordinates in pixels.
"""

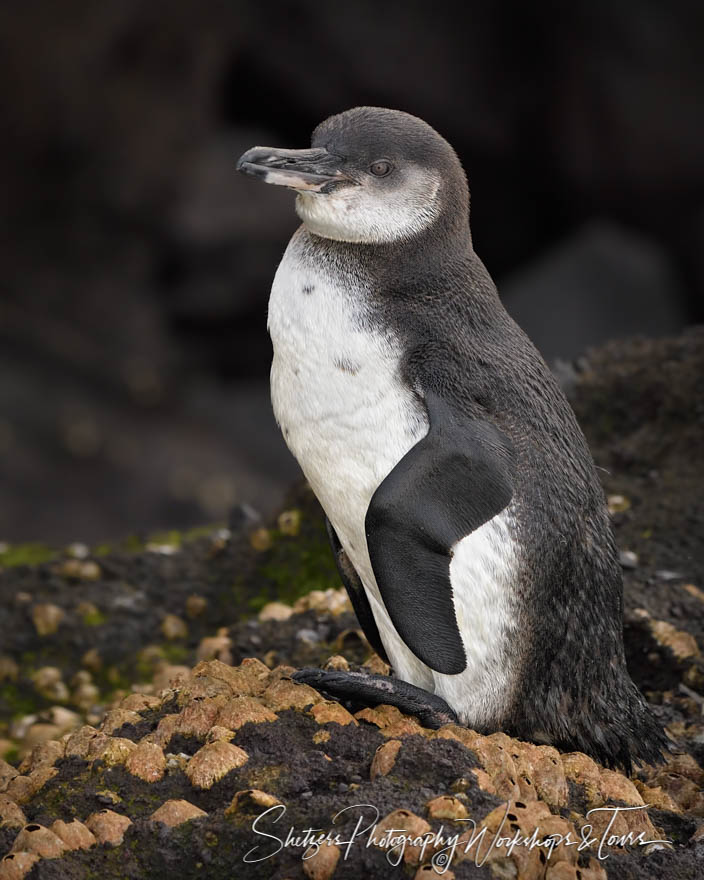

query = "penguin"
[236,107,669,770]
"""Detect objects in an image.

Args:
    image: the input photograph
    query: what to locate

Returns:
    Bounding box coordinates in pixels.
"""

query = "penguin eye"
[369,160,392,177]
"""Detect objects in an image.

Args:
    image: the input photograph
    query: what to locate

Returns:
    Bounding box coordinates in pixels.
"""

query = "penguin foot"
[292,668,458,729]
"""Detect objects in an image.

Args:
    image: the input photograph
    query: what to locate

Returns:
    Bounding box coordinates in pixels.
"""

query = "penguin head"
[237,107,469,245]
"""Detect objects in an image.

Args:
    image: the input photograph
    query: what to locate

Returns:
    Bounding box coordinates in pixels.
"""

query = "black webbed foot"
[292,667,458,729]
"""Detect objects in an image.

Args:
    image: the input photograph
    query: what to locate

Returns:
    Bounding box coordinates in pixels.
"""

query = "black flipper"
[325,516,389,663]
[365,390,515,675]
[293,668,458,729]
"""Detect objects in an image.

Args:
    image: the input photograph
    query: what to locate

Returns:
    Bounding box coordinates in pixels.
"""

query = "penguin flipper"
[325,517,389,663]
[366,390,515,675]
[292,668,457,729]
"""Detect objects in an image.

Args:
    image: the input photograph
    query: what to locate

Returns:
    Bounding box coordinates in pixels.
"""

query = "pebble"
[0,852,40,880]
[10,824,66,859]
[619,549,639,569]
[84,810,132,846]
[30,604,64,636]
[149,799,207,828]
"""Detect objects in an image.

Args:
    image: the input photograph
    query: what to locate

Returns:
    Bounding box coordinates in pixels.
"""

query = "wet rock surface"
[0,330,703,877]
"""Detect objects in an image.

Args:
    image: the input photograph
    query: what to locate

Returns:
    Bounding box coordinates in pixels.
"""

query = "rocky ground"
[0,328,703,879]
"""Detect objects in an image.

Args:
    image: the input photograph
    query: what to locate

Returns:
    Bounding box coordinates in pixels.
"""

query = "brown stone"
[50,819,97,851]
[64,725,103,759]
[10,823,66,858]
[94,737,137,768]
[258,602,294,622]
[323,655,350,671]
[633,781,681,813]
[561,752,602,805]
[206,726,235,743]
[119,693,161,712]
[373,810,431,866]
[31,603,64,636]
[426,796,468,821]
[362,654,391,676]
[370,739,402,780]
[186,741,248,790]
[649,619,700,660]
[196,630,233,664]
[189,658,269,697]
[0,796,27,829]
[302,841,340,879]
[176,695,228,737]
[125,741,166,783]
[309,701,357,727]
[19,739,64,773]
[0,759,19,789]
[226,789,282,816]
[216,695,277,730]
[148,714,181,749]
[0,852,40,880]
[100,709,143,735]
[434,726,520,801]
[85,810,132,846]
[150,799,207,827]
[161,613,188,640]
[262,678,323,712]
[4,767,58,805]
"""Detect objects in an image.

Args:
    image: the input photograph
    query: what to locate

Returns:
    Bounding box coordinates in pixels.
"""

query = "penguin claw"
[292,667,459,729]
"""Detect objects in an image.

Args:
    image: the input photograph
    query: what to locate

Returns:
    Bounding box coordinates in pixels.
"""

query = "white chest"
[267,231,427,563]
[266,230,517,729]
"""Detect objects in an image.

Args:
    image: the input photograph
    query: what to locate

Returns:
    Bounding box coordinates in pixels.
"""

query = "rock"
[119,693,161,712]
[185,741,248,789]
[0,796,27,829]
[161,613,188,640]
[426,795,468,821]
[3,767,58,805]
[258,602,294,622]
[100,708,143,735]
[302,841,339,879]
[85,810,132,846]
[215,696,277,730]
[372,810,431,866]
[323,655,349,671]
[30,667,69,702]
[18,738,63,773]
[125,742,166,783]
[30,603,64,636]
[370,739,402,780]
[95,737,138,768]
[308,701,357,727]
[0,852,40,880]
[10,823,67,858]
[225,789,282,816]
[189,658,270,697]
[277,509,301,536]
[50,819,97,851]
[196,628,233,663]
[149,799,207,827]
[185,594,208,618]
[262,678,322,712]
[0,759,19,789]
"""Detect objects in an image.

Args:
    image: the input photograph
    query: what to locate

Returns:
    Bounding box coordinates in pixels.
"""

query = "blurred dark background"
[1,1,703,544]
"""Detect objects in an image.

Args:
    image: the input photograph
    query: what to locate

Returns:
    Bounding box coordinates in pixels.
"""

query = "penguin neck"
[301,207,474,287]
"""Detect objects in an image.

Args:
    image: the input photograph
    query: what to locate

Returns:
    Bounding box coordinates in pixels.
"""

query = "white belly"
[268,229,516,728]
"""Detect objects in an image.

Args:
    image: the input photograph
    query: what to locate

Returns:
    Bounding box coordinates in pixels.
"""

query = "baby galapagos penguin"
[237,106,669,770]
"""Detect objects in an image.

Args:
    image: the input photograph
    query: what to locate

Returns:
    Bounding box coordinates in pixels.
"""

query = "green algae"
[0,543,56,567]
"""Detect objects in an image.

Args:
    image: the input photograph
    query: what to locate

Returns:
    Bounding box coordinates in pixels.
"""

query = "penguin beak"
[236,146,350,193]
